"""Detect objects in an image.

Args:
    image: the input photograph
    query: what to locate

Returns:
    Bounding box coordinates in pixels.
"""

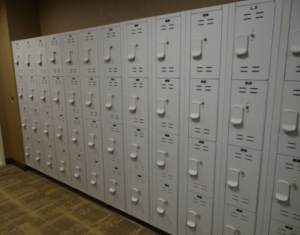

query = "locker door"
[62,33,80,77]
[269,219,300,235]
[86,120,103,160]
[229,81,268,150]
[56,148,71,185]
[107,166,125,210]
[105,78,123,124]
[129,78,148,129]
[190,10,222,79]
[156,79,180,135]
[271,155,300,228]
[87,157,105,201]
[46,35,63,76]
[34,38,48,76]
[129,127,149,176]
[83,77,101,120]
[130,172,149,222]
[26,76,39,109]
[278,82,300,157]
[65,77,83,117]
[226,146,261,213]
[23,40,35,75]
[156,132,179,186]
[23,136,34,167]
[20,107,31,136]
[30,109,42,140]
[54,114,69,149]
[81,29,99,77]
[44,144,57,179]
[106,123,124,168]
[33,139,45,172]
[189,80,219,141]
[51,77,66,114]
[127,21,148,78]
[16,76,28,107]
[285,0,300,81]
[68,117,85,155]
[12,42,24,75]
[188,138,215,198]
[156,180,178,234]
[41,111,55,145]
[70,153,87,192]
[224,204,256,235]
[103,26,122,78]
[186,191,213,235]
[156,16,181,79]
[232,2,274,80]
[37,76,51,111]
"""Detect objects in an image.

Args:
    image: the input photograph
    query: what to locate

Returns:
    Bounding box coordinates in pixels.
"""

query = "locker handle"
[56,126,62,138]
[66,50,72,64]
[32,120,37,131]
[129,96,139,112]
[157,198,167,214]
[190,101,200,120]
[49,51,56,63]
[130,144,140,159]
[14,55,19,65]
[47,161,52,166]
[157,98,167,115]
[235,35,248,56]
[291,29,300,53]
[106,94,114,109]
[28,88,34,99]
[44,123,49,134]
[157,150,168,167]
[83,49,91,63]
[187,211,197,228]
[88,134,95,147]
[40,89,46,101]
[227,168,239,188]
[90,172,97,185]
[225,225,236,235]
[22,118,26,128]
[157,41,165,59]
[109,179,117,193]
[53,90,59,103]
[231,105,244,125]
[69,91,75,104]
[188,158,199,176]
[74,166,80,178]
[36,53,42,65]
[275,180,290,202]
[25,151,29,157]
[71,130,78,142]
[18,87,23,98]
[60,160,65,172]
[35,157,40,161]
[104,46,111,62]
[85,92,93,106]
[282,110,298,132]
[131,188,141,203]
[191,39,202,58]
[128,44,136,60]
[25,54,30,66]
[107,138,115,153]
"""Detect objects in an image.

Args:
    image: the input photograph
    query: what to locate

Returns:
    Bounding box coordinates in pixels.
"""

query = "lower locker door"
[87,157,105,201]
[56,148,71,185]
[44,143,57,179]
[23,136,34,167]
[107,166,125,210]
[269,219,300,235]
[33,139,45,173]
[70,153,87,192]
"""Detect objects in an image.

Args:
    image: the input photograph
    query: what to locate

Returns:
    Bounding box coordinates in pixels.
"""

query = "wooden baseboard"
[5,158,28,171]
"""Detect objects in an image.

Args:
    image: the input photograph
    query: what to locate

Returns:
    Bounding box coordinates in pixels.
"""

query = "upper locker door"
[127,21,148,78]
[269,219,300,235]
[156,15,181,79]
[23,40,35,75]
[102,25,122,78]
[232,2,274,80]
[46,35,63,76]
[62,32,80,77]
[190,10,222,79]
[12,41,24,75]
[34,38,48,76]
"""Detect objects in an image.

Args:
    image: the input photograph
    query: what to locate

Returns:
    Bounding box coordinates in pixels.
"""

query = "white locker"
[224,204,256,235]
[29,109,42,140]
[156,15,181,79]
[229,81,268,150]
[51,76,66,114]
[186,191,213,235]
[226,145,261,213]
[188,138,215,198]
[107,166,125,210]
[156,79,180,135]
[102,25,122,78]
[86,119,103,161]
[46,35,63,76]
[23,136,34,167]
[130,172,149,222]
[278,82,300,158]
[156,180,178,234]
[44,144,57,179]
[26,76,39,109]
[87,157,105,201]
[62,32,80,77]
[105,78,123,124]
[128,78,148,129]
[81,29,99,77]
[34,38,48,76]
[68,117,85,155]
[65,77,83,117]
[189,79,219,141]
[12,41,24,75]
[22,39,35,75]
[70,153,87,192]
[269,219,300,235]
[156,132,178,186]
[56,148,71,185]
[41,111,55,145]
[129,127,149,176]
[83,77,101,120]
[37,76,51,111]
[190,10,222,79]
[272,155,300,228]
[20,107,31,136]
[54,114,69,149]
[232,2,274,81]
[33,139,45,173]
[126,21,148,78]
[106,123,124,168]
[16,76,28,107]
[285,0,300,81]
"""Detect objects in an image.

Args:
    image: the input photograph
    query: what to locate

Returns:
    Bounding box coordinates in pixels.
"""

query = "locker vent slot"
[132,67,144,73]
[161,67,175,73]
[133,118,144,124]
[161,23,176,31]
[108,67,118,73]
[284,162,294,170]
[51,40,58,45]
[287,142,297,149]
[85,35,94,41]
[240,66,260,73]
[67,38,75,43]
[296,66,300,73]
[292,89,300,96]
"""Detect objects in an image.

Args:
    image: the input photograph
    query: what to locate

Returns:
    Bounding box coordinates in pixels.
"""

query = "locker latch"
[227,168,239,188]
[190,101,200,120]
[44,123,49,134]
[157,150,168,167]
[66,50,72,64]
[32,120,37,131]
[90,172,97,185]
[28,88,34,99]
[187,211,197,228]
[59,160,65,172]
[57,126,62,138]
[86,92,93,106]
[188,158,199,176]
[53,90,60,103]
[129,96,139,112]
[275,180,290,202]
[69,91,75,105]
[88,134,95,147]
[225,225,239,235]
[157,42,166,59]
[291,29,300,53]
[25,147,30,157]
[35,150,40,161]
[131,188,141,203]
[18,87,23,98]
[14,55,19,65]
[231,105,244,125]
[235,35,248,56]
[109,179,117,193]
[72,130,78,142]
[130,144,140,159]
[106,94,114,109]
[107,138,116,153]
[157,198,168,214]
[104,46,112,62]
[21,118,26,128]
[83,49,91,63]
[36,53,42,65]
[40,89,46,101]
[25,54,30,66]
[46,155,52,166]
[74,166,80,178]
[191,39,202,58]
[49,51,56,63]
[157,98,168,115]
[282,110,298,132]
[128,44,137,60]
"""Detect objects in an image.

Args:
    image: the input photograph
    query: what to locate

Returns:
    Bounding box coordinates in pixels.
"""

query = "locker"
[23,136,34,167]
[189,79,219,141]
[81,29,99,77]
[105,78,123,124]
[190,10,222,79]
[83,77,101,120]
[51,76,66,114]
[87,157,105,201]
[156,180,178,234]
[224,204,256,235]
[86,119,103,161]
[102,26,122,78]
[16,76,28,107]
[156,79,180,135]
[32,139,45,173]
[129,127,149,176]
[229,81,268,150]
[126,21,148,78]
[37,76,51,111]
[156,16,181,79]
[156,132,179,186]
[56,148,71,185]
[106,123,124,168]
[62,32,80,77]
[26,76,39,109]
[44,144,57,179]
[130,172,149,223]
[226,145,261,213]
[285,0,300,81]
[128,78,148,129]
[107,166,125,210]
[46,35,63,76]
[278,82,300,158]
[70,153,87,192]
[41,111,55,145]
[232,2,274,80]
[22,39,35,75]
[34,38,48,76]
[65,77,83,117]
[29,109,42,140]
[20,107,31,136]
[188,138,215,198]
[271,155,300,228]
[54,114,69,149]
[68,117,85,155]
[186,191,213,235]
[269,219,300,235]
[12,41,24,75]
